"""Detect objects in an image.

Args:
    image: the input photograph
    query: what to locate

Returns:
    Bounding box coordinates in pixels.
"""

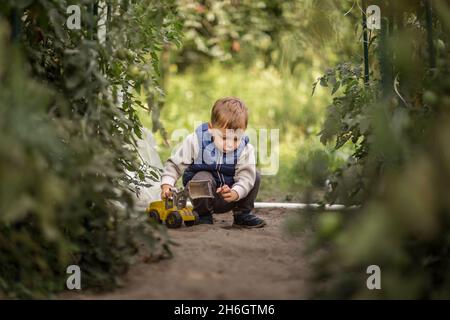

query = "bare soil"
[63,208,311,299]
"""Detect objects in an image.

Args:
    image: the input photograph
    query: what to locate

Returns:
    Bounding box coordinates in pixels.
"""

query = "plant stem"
[425,0,436,68]
[362,0,370,86]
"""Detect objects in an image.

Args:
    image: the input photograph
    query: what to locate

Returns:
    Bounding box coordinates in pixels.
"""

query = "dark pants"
[190,171,261,216]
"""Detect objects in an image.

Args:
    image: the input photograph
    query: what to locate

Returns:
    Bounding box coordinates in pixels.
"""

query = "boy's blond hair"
[211,97,248,130]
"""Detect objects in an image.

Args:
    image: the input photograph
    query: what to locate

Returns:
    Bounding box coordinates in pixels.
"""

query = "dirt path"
[65,208,310,299]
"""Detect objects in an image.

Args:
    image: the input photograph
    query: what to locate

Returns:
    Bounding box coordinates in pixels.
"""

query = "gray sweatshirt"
[160,132,257,200]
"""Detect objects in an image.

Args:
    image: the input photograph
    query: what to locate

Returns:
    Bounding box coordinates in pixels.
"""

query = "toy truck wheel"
[166,211,183,228]
[184,211,200,227]
[148,210,162,224]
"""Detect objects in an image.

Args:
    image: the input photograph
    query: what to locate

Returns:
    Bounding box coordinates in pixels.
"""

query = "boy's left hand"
[216,185,239,202]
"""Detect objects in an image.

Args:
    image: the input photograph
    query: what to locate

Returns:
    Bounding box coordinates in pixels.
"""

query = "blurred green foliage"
[175,0,358,69]
[0,0,181,298]
[301,0,450,298]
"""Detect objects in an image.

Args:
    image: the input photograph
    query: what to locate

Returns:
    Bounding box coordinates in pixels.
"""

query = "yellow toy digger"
[146,180,214,228]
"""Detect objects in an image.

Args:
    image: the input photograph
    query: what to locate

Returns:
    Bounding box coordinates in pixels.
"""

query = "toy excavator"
[146,180,214,228]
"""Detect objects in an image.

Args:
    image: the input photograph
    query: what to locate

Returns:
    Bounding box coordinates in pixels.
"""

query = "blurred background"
[138,0,359,202]
[1,0,450,299]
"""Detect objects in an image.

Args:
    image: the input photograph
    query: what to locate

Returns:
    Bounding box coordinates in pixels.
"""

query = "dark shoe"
[233,211,266,228]
[198,213,214,225]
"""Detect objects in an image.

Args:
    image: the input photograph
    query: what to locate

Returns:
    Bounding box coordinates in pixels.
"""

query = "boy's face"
[208,123,245,153]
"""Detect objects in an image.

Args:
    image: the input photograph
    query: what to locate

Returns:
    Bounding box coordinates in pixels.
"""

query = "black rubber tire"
[166,211,183,228]
[148,209,162,224]
[184,211,200,227]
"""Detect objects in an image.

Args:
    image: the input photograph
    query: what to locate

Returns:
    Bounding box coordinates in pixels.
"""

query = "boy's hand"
[161,184,173,199]
[216,185,239,202]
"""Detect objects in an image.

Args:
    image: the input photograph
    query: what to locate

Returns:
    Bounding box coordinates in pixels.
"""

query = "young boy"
[160,97,266,228]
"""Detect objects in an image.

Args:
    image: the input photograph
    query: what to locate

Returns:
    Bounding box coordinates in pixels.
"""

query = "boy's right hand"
[161,184,173,199]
